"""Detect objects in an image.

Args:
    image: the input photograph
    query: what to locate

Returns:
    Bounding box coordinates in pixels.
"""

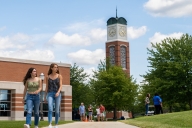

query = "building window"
[109,46,115,66]
[0,90,11,117]
[120,46,127,69]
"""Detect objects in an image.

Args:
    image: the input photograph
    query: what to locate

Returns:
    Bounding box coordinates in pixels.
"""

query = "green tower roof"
[107,8,127,25]
[107,17,127,25]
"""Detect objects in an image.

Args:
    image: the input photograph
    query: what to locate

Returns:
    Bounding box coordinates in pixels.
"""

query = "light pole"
[39,73,45,121]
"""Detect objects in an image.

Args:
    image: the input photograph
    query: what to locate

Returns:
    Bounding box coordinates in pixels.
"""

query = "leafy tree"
[90,60,138,119]
[70,63,94,108]
[143,33,192,111]
[133,83,151,115]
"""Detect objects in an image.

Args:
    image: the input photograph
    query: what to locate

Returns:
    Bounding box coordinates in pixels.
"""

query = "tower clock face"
[119,26,126,37]
[108,27,116,37]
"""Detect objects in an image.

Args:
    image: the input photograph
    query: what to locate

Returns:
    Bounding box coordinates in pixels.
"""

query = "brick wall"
[0,60,70,85]
[106,41,130,76]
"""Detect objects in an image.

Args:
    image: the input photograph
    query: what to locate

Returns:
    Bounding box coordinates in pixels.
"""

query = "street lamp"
[39,73,45,121]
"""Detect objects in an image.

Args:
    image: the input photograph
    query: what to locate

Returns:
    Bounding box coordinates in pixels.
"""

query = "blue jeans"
[145,104,149,115]
[47,92,61,125]
[26,93,40,126]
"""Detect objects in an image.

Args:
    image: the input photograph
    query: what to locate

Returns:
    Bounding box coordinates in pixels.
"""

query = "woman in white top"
[96,106,100,121]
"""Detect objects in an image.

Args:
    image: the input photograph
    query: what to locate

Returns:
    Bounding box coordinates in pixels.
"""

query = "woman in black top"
[88,105,93,121]
[44,63,63,128]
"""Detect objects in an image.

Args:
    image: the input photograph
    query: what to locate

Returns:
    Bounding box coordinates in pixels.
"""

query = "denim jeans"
[26,93,40,126]
[47,92,61,124]
[145,104,149,115]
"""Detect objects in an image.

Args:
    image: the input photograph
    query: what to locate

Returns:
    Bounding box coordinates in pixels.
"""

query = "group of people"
[145,93,163,116]
[79,103,105,122]
[23,63,62,128]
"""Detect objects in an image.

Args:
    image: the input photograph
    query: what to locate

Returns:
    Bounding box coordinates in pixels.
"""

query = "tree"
[143,33,192,111]
[70,63,94,108]
[90,60,138,119]
[133,82,151,115]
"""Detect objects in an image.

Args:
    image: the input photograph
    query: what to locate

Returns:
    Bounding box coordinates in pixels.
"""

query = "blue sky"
[1,0,192,83]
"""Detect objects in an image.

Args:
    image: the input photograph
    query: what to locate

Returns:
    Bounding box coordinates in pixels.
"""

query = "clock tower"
[106,13,130,76]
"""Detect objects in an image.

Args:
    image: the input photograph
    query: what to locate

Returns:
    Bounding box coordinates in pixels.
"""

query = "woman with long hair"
[23,68,42,128]
[44,63,62,128]
[88,105,93,121]
[145,93,150,116]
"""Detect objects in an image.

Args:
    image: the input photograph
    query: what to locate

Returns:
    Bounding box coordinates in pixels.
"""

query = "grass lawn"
[120,110,192,128]
[0,120,73,128]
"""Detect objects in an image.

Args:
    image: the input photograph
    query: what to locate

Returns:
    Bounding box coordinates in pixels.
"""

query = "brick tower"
[106,13,130,76]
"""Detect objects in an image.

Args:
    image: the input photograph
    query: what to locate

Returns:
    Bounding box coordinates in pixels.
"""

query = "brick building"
[106,15,130,76]
[0,57,72,120]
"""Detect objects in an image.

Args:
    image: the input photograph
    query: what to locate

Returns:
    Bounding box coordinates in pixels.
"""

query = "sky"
[1,0,192,84]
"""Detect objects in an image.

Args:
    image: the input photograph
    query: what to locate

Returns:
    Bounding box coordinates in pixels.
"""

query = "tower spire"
[116,6,118,18]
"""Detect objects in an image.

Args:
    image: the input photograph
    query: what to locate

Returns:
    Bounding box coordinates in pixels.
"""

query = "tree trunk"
[169,105,172,113]
[113,107,117,120]
[189,99,192,110]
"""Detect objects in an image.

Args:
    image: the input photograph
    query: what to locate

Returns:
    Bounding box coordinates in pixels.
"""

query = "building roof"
[107,17,127,26]
[0,57,71,67]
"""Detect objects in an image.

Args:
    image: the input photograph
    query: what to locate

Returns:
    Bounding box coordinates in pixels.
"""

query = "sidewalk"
[42,122,139,128]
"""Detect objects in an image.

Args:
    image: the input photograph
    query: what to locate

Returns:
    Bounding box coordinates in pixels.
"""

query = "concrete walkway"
[43,122,139,128]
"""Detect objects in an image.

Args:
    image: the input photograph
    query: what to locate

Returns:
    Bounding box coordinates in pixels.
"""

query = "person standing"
[44,63,63,128]
[23,68,42,128]
[153,93,161,115]
[88,105,93,121]
[79,102,86,121]
[96,106,100,121]
[145,93,150,116]
[100,104,105,121]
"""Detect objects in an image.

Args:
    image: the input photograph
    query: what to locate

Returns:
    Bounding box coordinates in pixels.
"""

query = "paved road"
[43,122,139,128]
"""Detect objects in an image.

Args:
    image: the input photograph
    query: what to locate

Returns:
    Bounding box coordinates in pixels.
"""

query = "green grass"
[0,120,73,128]
[120,110,192,128]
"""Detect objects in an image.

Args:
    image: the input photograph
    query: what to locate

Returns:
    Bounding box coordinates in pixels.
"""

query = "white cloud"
[48,28,106,46]
[89,28,106,39]
[12,33,31,43]
[127,26,147,39]
[48,19,106,46]
[0,49,54,61]
[0,33,31,50]
[89,28,106,41]
[84,67,96,78]
[48,31,91,46]
[0,26,6,31]
[83,67,98,83]
[0,33,54,61]
[0,33,52,50]
[149,32,183,46]
[144,0,192,17]
[67,49,105,65]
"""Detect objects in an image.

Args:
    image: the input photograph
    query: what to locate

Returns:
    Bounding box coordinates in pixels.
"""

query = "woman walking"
[44,63,62,128]
[23,68,42,128]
